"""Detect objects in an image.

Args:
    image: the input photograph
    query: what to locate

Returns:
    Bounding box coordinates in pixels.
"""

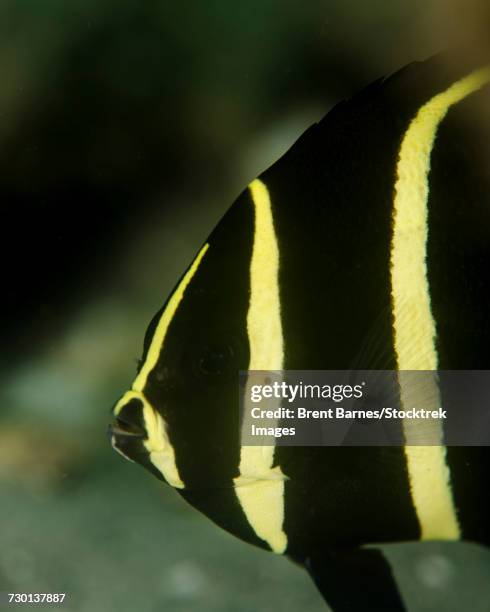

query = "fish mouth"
[109,394,167,483]
[109,395,148,441]
[109,415,146,439]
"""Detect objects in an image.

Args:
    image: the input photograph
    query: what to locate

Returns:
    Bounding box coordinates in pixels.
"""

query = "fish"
[109,50,490,611]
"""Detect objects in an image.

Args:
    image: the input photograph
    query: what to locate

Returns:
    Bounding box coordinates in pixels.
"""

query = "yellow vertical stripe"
[114,243,209,488]
[233,179,287,554]
[391,66,490,540]
[132,243,209,393]
[142,394,185,489]
[113,389,185,488]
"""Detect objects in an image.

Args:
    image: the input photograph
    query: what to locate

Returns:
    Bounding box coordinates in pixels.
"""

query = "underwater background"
[1,1,490,610]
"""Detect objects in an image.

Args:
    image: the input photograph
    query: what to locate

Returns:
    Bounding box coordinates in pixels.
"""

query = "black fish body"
[110,51,490,611]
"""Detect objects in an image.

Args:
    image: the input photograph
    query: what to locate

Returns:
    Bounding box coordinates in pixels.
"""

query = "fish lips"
[109,417,147,439]
[109,396,147,438]
[109,395,173,484]
[108,396,149,460]
[108,419,147,461]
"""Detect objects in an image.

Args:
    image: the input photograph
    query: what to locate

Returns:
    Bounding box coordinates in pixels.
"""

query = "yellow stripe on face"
[142,395,185,489]
[114,243,209,489]
[391,66,490,540]
[113,389,185,488]
[234,179,288,554]
[132,243,209,393]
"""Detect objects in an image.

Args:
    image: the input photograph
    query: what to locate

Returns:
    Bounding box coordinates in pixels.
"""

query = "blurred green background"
[1,1,490,610]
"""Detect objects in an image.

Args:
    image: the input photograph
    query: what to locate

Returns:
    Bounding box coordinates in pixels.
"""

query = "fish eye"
[197,344,235,376]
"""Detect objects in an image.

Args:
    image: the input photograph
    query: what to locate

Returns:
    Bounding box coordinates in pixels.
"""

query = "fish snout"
[110,396,147,439]
[109,394,150,464]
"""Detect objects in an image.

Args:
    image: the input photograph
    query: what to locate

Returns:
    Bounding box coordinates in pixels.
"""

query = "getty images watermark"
[238,370,490,446]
